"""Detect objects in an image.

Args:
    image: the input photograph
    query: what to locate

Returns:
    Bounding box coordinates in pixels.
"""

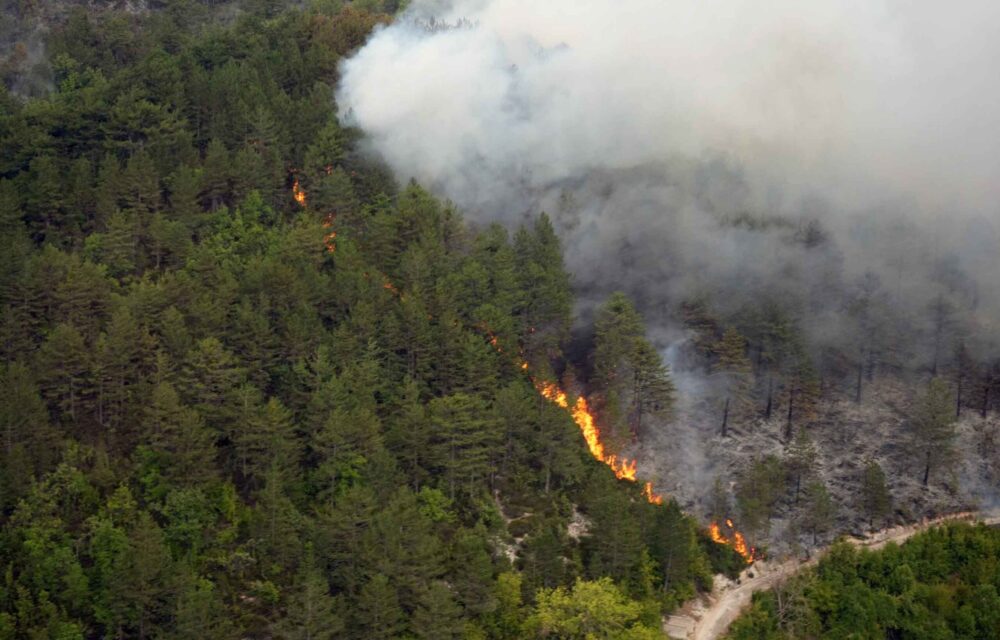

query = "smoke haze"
[337,0,1000,353]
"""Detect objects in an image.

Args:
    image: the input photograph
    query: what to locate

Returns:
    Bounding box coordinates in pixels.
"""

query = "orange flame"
[321,213,336,253]
[480,326,662,503]
[643,482,663,505]
[292,176,307,207]
[709,519,756,564]
[534,379,649,487]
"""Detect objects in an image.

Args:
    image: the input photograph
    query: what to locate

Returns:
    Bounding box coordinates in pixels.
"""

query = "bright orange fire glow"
[321,213,337,253]
[709,520,756,564]
[534,379,651,488]
[643,482,663,505]
[292,176,307,207]
[480,324,663,501]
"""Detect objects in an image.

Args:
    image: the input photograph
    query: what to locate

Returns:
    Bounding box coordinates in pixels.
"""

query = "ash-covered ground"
[637,372,1000,555]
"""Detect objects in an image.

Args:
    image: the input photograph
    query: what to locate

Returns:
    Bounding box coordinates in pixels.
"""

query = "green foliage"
[524,577,662,639]
[0,4,714,638]
[592,292,675,443]
[911,377,958,486]
[736,455,786,539]
[727,523,1000,640]
[859,458,892,529]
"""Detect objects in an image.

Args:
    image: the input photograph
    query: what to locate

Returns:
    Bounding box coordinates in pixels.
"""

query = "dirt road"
[667,511,1000,640]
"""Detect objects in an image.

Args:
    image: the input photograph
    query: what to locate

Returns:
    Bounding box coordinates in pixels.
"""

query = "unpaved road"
[672,511,1000,640]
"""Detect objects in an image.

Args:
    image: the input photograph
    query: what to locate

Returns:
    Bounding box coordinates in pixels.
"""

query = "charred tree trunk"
[855,358,864,404]
[765,376,774,420]
[922,450,931,487]
[721,397,730,438]
[785,390,795,441]
[956,376,963,419]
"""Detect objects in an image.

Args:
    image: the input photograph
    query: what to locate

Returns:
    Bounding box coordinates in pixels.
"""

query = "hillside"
[0,3,734,638]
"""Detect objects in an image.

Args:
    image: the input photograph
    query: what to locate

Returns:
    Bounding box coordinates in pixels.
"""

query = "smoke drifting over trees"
[337,0,1000,366]
[337,0,1000,539]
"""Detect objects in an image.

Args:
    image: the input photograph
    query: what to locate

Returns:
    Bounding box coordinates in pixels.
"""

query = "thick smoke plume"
[337,0,1000,518]
[337,0,1000,357]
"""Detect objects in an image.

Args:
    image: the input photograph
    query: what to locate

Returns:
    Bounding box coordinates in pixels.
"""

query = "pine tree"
[37,323,93,427]
[593,292,674,442]
[798,480,835,544]
[167,165,207,234]
[54,258,113,339]
[354,574,404,640]
[179,337,244,431]
[448,526,497,617]
[630,338,675,438]
[384,376,430,490]
[98,209,139,280]
[411,581,464,640]
[235,396,300,487]
[200,138,231,210]
[514,213,572,361]
[274,545,344,640]
[911,378,958,486]
[170,574,233,640]
[859,458,892,529]
[0,362,57,506]
[583,474,644,584]
[713,327,754,436]
[112,512,174,639]
[785,429,818,504]
[94,306,156,445]
[427,393,500,500]
[145,383,216,487]
[121,149,161,216]
[313,405,382,501]
[648,500,698,594]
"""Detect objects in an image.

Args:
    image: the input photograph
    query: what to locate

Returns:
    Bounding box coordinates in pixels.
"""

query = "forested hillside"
[726,522,1000,639]
[0,2,740,638]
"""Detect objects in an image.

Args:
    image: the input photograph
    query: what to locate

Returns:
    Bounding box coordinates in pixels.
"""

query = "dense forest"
[726,522,1000,639]
[0,1,753,638]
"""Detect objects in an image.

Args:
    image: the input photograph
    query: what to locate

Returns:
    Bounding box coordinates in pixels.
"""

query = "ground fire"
[298,180,747,559]
[709,519,756,564]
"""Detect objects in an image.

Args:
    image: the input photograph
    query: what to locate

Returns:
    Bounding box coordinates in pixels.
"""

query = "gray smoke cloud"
[337,0,1000,354]
[337,0,1000,520]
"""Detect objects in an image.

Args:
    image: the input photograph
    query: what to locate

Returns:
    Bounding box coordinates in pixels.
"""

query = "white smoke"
[337,0,1000,517]
[339,0,1000,215]
[337,0,1000,342]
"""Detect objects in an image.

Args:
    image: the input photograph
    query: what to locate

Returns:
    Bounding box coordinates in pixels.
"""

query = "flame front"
[709,519,756,564]
[534,377,652,489]
[293,176,307,206]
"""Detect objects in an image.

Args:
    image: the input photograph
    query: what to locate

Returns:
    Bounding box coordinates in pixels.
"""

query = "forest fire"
[292,176,307,206]
[709,519,756,564]
[478,327,663,502]
[536,381,640,482]
[321,213,336,253]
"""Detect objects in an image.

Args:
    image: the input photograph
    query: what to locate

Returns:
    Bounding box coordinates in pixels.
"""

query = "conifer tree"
[411,581,464,640]
[859,458,892,528]
[274,545,344,640]
[911,377,958,486]
[354,574,404,640]
[785,429,818,504]
[713,327,754,436]
[593,292,674,441]
[427,393,500,500]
